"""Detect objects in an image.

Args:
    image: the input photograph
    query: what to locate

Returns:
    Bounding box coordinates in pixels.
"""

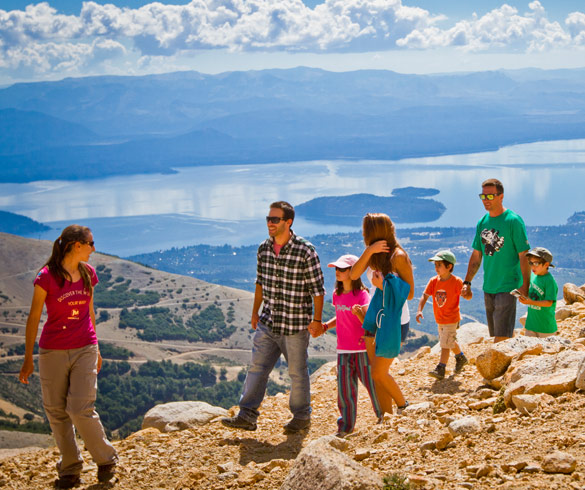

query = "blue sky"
[1,1,585,85]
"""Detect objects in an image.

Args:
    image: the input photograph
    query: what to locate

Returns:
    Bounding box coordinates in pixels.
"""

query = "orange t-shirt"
[424,274,463,325]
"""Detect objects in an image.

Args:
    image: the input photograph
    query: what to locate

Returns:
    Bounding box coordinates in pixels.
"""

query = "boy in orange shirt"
[416,250,471,380]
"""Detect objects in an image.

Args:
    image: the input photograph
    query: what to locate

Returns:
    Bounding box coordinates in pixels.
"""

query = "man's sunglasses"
[266,216,287,224]
[479,193,502,201]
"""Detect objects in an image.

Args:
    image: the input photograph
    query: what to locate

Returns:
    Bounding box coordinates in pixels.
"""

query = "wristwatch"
[463,281,471,286]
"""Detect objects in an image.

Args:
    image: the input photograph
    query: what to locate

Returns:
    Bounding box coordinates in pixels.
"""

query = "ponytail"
[41,225,93,295]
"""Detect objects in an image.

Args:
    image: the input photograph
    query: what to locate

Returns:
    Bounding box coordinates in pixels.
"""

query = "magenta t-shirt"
[34,264,99,350]
[333,289,370,352]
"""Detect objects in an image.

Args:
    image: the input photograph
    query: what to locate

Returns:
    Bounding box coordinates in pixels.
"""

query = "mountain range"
[2,67,585,182]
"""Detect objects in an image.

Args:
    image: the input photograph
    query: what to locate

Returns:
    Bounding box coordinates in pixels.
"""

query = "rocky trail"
[3,286,585,489]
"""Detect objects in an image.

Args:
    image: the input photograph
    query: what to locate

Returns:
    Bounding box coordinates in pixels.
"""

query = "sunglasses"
[82,240,95,247]
[266,216,286,224]
[335,266,351,272]
[479,193,502,200]
[528,260,543,267]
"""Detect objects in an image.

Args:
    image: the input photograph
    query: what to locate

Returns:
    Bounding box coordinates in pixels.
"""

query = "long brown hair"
[335,277,368,297]
[42,225,93,295]
[362,213,402,276]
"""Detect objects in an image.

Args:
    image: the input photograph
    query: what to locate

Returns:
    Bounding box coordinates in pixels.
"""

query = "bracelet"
[312,318,321,322]
[322,323,329,332]
[463,281,471,286]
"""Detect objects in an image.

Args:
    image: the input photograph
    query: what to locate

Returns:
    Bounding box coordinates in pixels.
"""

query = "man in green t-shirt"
[461,179,531,342]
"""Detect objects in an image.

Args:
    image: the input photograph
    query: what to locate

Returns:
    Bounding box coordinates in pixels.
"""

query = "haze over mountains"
[2,67,585,182]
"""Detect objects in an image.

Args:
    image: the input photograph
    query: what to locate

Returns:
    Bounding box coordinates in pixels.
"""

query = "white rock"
[280,436,383,490]
[431,322,489,354]
[448,416,481,437]
[142,401,228,432]
[511,394,541,414]
[542,451,577,474]
[402,402,434,414]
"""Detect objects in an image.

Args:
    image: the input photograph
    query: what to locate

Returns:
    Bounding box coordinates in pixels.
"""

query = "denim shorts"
[484,292,517,338]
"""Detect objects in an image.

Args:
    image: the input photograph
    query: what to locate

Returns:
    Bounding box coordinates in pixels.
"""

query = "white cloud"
[0,0,584,78]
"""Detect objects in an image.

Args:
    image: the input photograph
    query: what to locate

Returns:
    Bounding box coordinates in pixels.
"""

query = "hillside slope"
[1,314,585,489]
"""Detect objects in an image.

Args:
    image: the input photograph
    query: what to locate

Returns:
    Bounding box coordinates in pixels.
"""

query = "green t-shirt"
[525,272,558,334]
[472,209,530,294]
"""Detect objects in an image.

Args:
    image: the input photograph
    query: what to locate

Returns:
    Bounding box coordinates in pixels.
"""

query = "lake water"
[2,138,585,256]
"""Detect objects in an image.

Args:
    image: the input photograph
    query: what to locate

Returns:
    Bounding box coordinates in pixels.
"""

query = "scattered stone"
[407,474,430,487]
[435,431,454,450]
[280,436,383,490]
[448,416,481,437]
[512,394,542,414]
[556,306,573,322]
[542,451,577,474]
[142,401,228,432]
[467,397,497,410]
[403,402,434,414]
[354,448,371,461]
[523,464,542,473]
[419,441,436,451]
[217,462,237,473]
[372,432,389,444]
[475,464,494,478]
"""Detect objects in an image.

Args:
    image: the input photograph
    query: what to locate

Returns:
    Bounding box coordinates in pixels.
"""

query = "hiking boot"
[396,401,410,415]
[97,463,116,483]
[220,415,257,431]
[455,354,469,374]
[284,417,311,433]
[55,474,80,489]
[429,364,446,380]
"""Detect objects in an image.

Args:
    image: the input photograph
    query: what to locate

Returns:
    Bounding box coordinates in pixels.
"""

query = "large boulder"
[576,356,585,390]
[503,350,585,406]
[563,283,585,305]
[142,401,228,432]
[280,436,383,490]
[475,336,570,380]
[431,322,490,354]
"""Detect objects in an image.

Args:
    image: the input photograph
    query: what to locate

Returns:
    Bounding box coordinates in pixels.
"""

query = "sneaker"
[455,354,469,374]
[220,415,257,431]
[335,431,349,438]
[396,400,410,415]
[429,364,446,380]
[376,414,385,424]
[55,474,80,489]
[97,463,116,483]
[283,417,311,433]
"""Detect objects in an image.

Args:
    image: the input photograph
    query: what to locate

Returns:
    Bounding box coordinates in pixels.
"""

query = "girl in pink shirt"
[322,254,382,437]
[19,225,117,488]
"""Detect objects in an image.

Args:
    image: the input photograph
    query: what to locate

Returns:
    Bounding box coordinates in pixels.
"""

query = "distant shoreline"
[2,136,585,185]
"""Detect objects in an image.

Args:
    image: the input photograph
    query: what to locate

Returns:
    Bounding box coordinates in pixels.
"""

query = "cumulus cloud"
[0,0,584,77]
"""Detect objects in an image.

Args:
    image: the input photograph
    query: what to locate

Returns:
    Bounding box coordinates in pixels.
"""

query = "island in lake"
[295,188,445,226]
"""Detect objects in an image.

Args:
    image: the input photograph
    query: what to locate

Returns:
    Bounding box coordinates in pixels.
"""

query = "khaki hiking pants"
[39,343,118,477]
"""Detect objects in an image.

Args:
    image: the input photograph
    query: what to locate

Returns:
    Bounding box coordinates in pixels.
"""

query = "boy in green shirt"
[517,247,558,337]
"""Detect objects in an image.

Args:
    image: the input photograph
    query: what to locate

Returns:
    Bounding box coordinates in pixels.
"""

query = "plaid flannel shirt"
[256,231,325,335]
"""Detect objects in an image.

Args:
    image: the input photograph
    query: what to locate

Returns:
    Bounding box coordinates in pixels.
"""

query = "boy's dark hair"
[270,201,295,223]
[482,178,504,194]
[441,260,454,272]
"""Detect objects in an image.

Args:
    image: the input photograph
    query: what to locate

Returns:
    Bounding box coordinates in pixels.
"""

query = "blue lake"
[2,138,585,256]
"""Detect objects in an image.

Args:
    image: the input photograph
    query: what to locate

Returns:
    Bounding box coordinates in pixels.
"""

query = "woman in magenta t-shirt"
[19,225,117,488]
[322,254,383,437]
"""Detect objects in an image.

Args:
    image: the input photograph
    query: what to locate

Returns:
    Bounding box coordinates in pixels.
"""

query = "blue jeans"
[238,322,311,423]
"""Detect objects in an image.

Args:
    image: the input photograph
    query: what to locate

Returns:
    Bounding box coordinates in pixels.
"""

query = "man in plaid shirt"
[222,201,325,433]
